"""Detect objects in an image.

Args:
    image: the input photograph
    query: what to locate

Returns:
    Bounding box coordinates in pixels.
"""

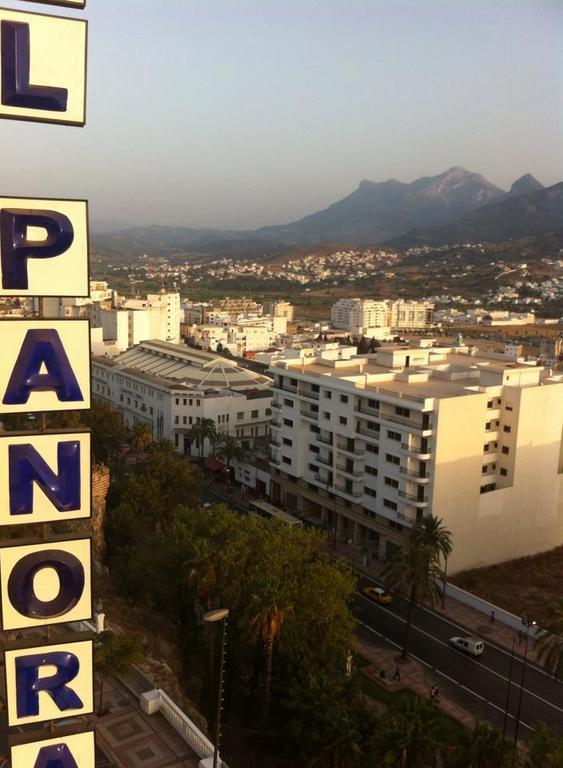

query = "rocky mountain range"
[93,168,562,256]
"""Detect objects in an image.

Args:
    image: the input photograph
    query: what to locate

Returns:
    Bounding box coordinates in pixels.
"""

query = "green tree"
[451,721,511,768]
[95,631,143,716]
[534,600,563,679]
[188,417,218,459]
[85,399,128,466]
[132,421,152,454]
[375,695,443,768]
[383,538,443,660]
[523,722,563,767]
[412,515,453,563]
[214,433,243,471]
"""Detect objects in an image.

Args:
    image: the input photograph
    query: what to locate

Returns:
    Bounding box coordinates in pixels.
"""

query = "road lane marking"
[356,593,563,717]
[357,619,535,733]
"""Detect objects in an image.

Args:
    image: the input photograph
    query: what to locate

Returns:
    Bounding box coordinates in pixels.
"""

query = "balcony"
[336,464,363,478]
[380,411,432,433]
[316,432,333,446]
[302,409,320,423]
[271,437,281,447]
[399,466,430,482]
[299,387,320,401]
[399,490,428,507]
[317,454,333,467]
[401,442,431,460]
[270,456,280,466]
[355,402,380,417]
[336,441,365,457]
[335,483,363,499]
[357,426,381,441]
[276,381,297,394]
[271,400,282,410]
[271,418,282,428]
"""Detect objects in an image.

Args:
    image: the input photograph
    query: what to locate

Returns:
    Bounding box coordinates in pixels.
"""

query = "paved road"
[354,575,563,736]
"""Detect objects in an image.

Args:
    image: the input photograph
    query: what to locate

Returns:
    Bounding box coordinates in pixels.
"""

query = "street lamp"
[204,608,230,768]
[511,618,537,767]
[502,632,519,739]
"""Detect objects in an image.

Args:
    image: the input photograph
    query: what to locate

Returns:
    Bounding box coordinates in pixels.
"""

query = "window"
[284,399,294,407]
[365,487,377,498]
[283,437,293,446]
[183,416,187,424]
[282,456,291,465]
[385,453,400,465]
[480,483,496,494]
[283,418,293,427]
[368,399,379,409]
[189,399,193,406]
[252,409,259,418]
[505,404,513,412]
[310,425,320,434]
[325,390,332,399]
[503,426,511,433]
[237,412,244,419]
[387,430,401,441]
[339,416,348,425]
[266,408,271,416]
[323,411,331,420]
[367,444,379,454]
[308,463,317,472]
[485,422,491,430]
[383,499,398,511]
[367,421,380,432]
[384,477,399,488]
[311,384,319,393]
[175,398,179,405]
[395,406,410,417]
[340,394,349,404]
[482,465,488,474]
[502,446,509,455]
[174,415,179,424]
[500,468,508,477]
[366,466,378,476]
[487,400,493,408]
[309,444,319,453]
[290,378,298,387]
[483,443,489,452]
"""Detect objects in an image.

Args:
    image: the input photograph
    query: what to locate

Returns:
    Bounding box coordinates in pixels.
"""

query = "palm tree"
[412,515,453,604]
[376,695,443,767]
[132,421,152,454]
[534,599,563,679]
[250,587,290,721]
[214,433,243,472]
[95,631,142,716]
[451,721,511,768]
[188,418,218,460]
[523,721,563,767]
[383,537,443,660]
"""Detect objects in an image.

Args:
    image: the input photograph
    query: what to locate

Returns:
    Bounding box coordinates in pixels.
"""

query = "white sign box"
[0,8,87,126]
[12,731,95,768]
[5,639,94,727]
[0,197,89,297]
[0,319,91,414]
[0,430,91,526]
[0,538,92,631]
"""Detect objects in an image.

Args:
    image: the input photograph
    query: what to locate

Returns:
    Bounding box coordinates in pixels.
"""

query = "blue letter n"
[3,329,84,405]
[34,743,79,768]
[9,441,81,516]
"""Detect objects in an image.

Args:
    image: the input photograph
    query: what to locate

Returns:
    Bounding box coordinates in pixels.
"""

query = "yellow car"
[363,586,393,605]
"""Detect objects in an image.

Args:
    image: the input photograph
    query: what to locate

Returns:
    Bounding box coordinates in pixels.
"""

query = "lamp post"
[511,618,537,767]
[204,608,229,768]
[502,632,518,739]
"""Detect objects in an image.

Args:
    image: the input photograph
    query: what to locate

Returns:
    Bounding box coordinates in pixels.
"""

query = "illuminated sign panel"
[12,731,95,768]
[0,319,91,414]
[0,537,92,630]
[5,639,94,727]
[0,430,91,526]
[0,8,87,127]
[0,197,89,297]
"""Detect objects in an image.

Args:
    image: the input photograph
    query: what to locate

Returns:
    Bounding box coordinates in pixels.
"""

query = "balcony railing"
[299,388,320,401]
[317,454,333,467]
[355,403,380,417]
[336,442,365,457]
[399,490,428,507]
[335,483,363,499]
[302,409,319,421]
[357,426,381,441]
[336,464,363,478]
[271,401,282,409]
[271,418,282,428]
[316,433,333,446]
[399,466,430,480]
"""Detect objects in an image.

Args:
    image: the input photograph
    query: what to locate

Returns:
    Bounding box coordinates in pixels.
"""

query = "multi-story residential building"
[92,340,272,458]
[269,301,295,322]
[331,298,434,334]
[331,298,389,334]
[217,297,263,317]
[122,291,181,344]
[269,343,563,573]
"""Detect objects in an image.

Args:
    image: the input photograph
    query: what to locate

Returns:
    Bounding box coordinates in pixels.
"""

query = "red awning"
[205,455,226,471]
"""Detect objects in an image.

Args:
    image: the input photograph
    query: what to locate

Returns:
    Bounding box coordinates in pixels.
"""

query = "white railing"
[144,689,228,768]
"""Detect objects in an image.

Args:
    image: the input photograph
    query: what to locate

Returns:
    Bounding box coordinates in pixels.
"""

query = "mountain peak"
[508,173,544,197]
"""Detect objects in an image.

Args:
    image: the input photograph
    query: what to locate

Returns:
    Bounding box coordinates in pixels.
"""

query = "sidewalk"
[354,637,475,729]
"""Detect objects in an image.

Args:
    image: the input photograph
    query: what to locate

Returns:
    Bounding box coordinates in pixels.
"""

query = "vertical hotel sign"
[0,1,94,767]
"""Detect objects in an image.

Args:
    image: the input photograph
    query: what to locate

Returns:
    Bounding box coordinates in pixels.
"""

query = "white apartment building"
[269,301,295,322]
[122,292,181,344]
[331,298,389,335]
[269,343,563,573]
[188,315,287,357]
[331,298,434,335]
[92,340,272,461]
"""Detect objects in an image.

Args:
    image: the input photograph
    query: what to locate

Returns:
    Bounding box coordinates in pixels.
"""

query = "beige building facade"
[269,343,563,573]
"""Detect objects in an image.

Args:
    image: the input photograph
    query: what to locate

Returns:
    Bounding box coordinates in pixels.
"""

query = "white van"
[449,636,485,657]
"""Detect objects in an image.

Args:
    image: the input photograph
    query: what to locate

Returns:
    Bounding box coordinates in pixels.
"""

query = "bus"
[248,500,303,527]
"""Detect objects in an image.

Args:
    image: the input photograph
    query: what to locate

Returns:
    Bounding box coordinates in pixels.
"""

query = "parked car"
[449,636,485,657]
[362,586,393,605]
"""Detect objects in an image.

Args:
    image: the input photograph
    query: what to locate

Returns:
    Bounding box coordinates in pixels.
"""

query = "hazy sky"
[3,0,562,229]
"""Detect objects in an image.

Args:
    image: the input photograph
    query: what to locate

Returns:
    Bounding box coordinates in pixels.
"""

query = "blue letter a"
[34,743,79,768]
[1,21,68,111]
[9,441,81,516]
[3,329,84,405]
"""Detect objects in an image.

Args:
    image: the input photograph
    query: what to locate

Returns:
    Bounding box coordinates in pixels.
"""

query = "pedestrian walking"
[393,665,401,681]
[490,610,495,624]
